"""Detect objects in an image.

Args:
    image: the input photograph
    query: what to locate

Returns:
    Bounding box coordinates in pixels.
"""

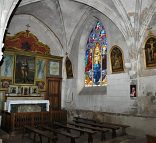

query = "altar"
[6,100,49,113]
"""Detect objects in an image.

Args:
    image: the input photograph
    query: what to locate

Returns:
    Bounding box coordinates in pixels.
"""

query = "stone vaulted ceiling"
[7,0,156,56]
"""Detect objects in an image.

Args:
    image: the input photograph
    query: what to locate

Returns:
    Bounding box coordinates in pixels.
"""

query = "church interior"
[0,0,156,142]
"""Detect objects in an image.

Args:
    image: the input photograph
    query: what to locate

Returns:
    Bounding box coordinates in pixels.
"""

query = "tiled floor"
[0,129,146,143]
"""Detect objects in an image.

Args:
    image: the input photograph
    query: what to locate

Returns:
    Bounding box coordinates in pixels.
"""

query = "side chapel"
[0,0,156,143]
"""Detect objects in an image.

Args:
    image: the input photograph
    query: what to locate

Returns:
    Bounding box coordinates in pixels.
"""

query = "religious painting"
[8,85,18,96]
[30,86,38,96]
[130,84,137,98]
[1,54,14,78]
[1,79,12,89]
[17,86,22,95]
[21,86,30,95]
[144,36,156,68]
[36,80,45,91]
[15,55,35,84]
[65,56,73,79]
[110,46,124,73]
[48,60,62,77]
[36,58,46,80]
[130,80,137,99]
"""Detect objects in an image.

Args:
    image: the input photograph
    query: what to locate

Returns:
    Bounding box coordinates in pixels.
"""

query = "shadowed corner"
[0,56,4,66]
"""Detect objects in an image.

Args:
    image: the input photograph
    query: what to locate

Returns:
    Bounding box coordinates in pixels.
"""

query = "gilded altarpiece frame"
[1,30,51,95]
[1,30,62,99]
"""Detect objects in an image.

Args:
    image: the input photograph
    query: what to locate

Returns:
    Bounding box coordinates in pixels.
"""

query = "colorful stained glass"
[85,21,107,87]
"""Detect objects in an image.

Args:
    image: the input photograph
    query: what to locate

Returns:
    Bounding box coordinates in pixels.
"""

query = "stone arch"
[73,0,130,40]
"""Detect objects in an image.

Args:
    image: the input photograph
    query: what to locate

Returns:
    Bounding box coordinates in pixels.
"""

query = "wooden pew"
[146,134,156,143]
[73,119,119,138]
[101,121,130,136]
[40,125,80,143]
[54,122,97,143]
[23,125,56,143]
[68,122,109,141]
[74,117,95,123]
[74,116,130,135]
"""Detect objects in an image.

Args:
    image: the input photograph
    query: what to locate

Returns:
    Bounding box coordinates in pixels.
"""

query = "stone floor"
[0,129,146,143]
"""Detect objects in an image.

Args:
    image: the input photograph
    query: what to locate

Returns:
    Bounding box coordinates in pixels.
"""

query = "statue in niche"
[145,36,156,68]
[65,56,73,79]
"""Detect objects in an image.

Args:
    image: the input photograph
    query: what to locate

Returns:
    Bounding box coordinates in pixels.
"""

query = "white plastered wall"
[64,10,135,113]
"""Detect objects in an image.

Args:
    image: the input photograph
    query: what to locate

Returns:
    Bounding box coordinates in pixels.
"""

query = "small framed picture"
[30,86,38,96]
[130,84,137,98]
[1,79,12,89]
[21,86,30,95]
[36,81,46,91]
[17,86,22,94]
[48,59,62,77]
[8,85,18,96]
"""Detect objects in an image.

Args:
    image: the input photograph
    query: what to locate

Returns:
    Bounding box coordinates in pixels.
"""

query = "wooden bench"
[23,125,56,143]
[74,117,95,123]
[73,119,119,138]
[100,121,130,136]
[74,116,130,135]
[146,134,156,143]
[40,125,80,143]
[68,122,109,141]
[54,122,97,143]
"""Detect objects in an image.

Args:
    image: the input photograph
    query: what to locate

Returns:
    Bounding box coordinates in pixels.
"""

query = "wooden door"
[46,77,62,110]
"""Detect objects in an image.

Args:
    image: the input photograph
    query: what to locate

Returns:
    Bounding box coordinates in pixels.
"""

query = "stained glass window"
[85,21,107,87]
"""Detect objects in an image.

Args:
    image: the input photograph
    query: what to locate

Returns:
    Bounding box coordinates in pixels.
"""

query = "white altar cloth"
[6,100,49,112]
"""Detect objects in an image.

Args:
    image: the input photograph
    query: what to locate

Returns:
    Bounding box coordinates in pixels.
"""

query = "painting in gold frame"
[36,80,46,91]
[1,54,14,78]
[144,35,156,68]
[35,58,46,80]
[1,78,12,90]
[30,86,38,96]
[48,59,62,77]
[110,45,124,73]
[8,85,18,96]
[15,54,35,84]
[21,86,30,95]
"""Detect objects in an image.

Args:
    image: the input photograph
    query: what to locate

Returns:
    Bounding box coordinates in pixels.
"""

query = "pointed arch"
[85,20,107,87]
